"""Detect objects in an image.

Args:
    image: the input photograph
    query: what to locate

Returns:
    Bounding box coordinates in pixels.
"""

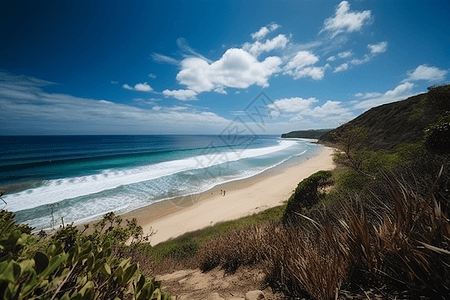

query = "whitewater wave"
[5,140,297,212]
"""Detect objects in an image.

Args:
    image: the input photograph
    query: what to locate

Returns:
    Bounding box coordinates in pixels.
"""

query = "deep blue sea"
[0,135,322,231]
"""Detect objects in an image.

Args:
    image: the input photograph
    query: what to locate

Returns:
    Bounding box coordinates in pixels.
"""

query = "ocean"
[0,135,322,231]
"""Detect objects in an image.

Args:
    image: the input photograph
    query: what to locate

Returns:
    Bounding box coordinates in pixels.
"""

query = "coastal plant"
[192,166,450,299]
[197,220,280,273]
[282,170,333,226]
[0,210,172,300]
[424,115,450,154]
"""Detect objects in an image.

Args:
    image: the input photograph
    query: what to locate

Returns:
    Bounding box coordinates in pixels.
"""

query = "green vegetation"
[281,129,333,139]
[282,170,332,225]
[2,84,449,299]
[0,211,171,300]
[141,204,286,264]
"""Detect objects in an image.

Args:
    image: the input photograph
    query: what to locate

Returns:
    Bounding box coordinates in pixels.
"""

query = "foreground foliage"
[0,211,171,300]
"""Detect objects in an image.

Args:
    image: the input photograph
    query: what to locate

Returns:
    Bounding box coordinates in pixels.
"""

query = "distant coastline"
[281,129,332,139]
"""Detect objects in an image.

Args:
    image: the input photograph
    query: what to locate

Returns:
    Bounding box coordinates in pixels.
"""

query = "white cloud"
[111,81,119,84]
[285,51,319,71]
[134,82,153,92]
[327,56,336,62]
[251,27,270,40]
[148,73,156,79]
[0,72,230,134]
[243,34,289,57]
[348,43,386,66]
[333,63,348,73]
[295,65,330,80]
[177,37,213,63]
[251,22,280,40]
[321,1,372,38]
[309,100,352,118]
[151,53,179,65]
[269,23,280,31]
[403,64,448,82]
[123,82,153,92]
[162,89,198,101]
[355,92,382,99]
[175,48,282,94]
[268,97,319,113]
[283,51,328,80]
[267,96,354,128]
[354,82,415,110]
[368,41,387,54]
[338,50,353,58]
[350,55,371,65]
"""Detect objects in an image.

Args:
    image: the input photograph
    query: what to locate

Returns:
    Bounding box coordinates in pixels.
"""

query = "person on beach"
[223,190,226,196]
[220,189,223,195]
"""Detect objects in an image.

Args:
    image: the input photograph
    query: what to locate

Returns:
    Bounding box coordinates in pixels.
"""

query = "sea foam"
[5,140,297,212]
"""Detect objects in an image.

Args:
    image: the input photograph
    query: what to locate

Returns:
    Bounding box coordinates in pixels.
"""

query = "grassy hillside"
[320,85,449,150]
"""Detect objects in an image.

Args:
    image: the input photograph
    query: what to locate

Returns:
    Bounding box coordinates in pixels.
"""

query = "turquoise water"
[0,135,322,230]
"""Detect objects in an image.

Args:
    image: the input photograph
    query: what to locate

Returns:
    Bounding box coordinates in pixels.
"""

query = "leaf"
[0,261,18,283]
[40,253,68,278]
[136,274,146,293]
[120,263,138,285]
[34,252,49,274]
[100,263,111,277]
[79,281,95,300]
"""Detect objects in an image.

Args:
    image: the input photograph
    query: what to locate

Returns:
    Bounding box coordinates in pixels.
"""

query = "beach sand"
[123,146,335,246]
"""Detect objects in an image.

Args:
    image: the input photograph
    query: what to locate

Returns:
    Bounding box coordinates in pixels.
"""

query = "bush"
[282,170,333,226]
[0,211,172,300]
[424,116,450,154]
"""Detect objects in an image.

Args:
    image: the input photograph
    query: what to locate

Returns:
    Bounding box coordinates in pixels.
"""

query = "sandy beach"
[124,146,335,246]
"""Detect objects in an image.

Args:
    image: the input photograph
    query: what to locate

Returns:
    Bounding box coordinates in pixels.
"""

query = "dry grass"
[192,171,450,299]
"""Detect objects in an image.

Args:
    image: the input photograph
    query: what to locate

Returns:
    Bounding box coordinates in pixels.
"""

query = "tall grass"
[193,171,450,299]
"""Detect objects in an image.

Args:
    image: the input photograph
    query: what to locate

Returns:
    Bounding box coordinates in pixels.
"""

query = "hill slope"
[319,92,441,150]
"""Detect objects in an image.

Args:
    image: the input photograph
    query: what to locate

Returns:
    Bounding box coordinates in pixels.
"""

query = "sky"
[1,0,449,135]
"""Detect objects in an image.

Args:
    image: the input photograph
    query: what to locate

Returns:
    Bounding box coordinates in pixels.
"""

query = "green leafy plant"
[0,210,171,300]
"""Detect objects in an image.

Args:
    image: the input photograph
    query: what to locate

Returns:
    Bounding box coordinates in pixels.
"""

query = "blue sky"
[1,0,449,135]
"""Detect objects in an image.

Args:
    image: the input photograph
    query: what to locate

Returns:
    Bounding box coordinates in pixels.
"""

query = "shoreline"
[122,146,336,246]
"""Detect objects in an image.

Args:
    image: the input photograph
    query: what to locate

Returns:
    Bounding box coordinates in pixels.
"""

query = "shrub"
[0,211,172,300]
[424,116,450,154]
[282,170,333,226]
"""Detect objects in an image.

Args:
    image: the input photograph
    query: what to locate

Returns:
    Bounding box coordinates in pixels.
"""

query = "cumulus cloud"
[403,64,448,82]
[354,82,415,110]
[320,1,372,38]
[333,63,348,73]
[309,100,352,118]
[175,48,282,94]
[267,96,353,127]
[268,97,319,113]
[327,56,336,62]
[251,22,280,40]
[162,89,198,101]
[243,34,289,57]
[368,41,387,54]
[283,51,328,80]
[123,82,153,92]
[148,73,156,79]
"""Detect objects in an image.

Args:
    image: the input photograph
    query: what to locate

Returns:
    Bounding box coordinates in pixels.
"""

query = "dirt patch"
[156,266,280,300]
